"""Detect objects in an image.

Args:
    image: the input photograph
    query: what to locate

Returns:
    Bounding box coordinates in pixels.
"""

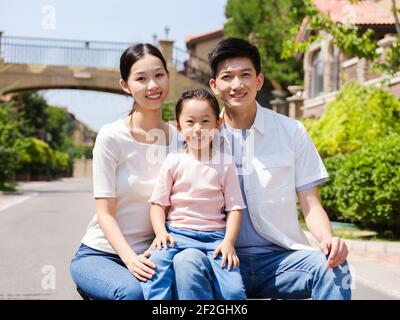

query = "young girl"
[70,43,181,300]
[141,89,247,300]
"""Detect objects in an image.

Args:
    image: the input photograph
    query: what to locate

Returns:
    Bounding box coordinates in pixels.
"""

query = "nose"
[193,123,201,135]
[231,76,243,90]
[147,78,158,90]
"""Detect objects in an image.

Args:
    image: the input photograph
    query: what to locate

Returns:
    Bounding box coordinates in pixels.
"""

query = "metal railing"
[0,35,130,68]
[0,35,211,84]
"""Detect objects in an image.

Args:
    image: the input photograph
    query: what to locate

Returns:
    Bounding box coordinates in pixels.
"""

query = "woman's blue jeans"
[70,243,144,300]
[173,248,352,300]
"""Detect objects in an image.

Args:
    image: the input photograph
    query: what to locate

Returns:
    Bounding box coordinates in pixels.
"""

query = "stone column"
[286,85,304,119]
[158,39,174,66]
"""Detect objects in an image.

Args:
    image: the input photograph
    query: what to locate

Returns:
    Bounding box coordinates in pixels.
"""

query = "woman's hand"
[124,252,156,282]
[150,232,176,250]
[212,240,240,271]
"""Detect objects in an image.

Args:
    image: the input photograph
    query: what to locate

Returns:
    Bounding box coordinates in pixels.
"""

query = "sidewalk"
[305,231,400,299]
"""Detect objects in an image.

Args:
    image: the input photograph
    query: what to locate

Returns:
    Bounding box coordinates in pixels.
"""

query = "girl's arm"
[212,209,242,270]
[224,209,242,245]
[149,203,175,250]
[96,198,156,281]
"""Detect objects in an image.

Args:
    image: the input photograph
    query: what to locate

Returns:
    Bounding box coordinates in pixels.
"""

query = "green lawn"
[299,220,399,242]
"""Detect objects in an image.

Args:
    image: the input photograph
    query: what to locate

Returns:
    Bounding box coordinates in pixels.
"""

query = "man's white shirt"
[218,103,329,250]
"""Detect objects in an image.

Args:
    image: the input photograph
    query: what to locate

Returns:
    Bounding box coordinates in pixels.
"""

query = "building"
[184,28,224,82]
[287,0,399,119]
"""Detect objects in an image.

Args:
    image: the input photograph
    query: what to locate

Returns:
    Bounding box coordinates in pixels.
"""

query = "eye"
[221,74,231,80]
[242,72,251,77]
[186,120,193,124]
[156,73,165,78]
[203,120,210,123]
[135,77,145,81]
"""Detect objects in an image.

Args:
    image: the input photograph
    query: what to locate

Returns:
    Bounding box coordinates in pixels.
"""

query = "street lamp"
[164,26,170,40]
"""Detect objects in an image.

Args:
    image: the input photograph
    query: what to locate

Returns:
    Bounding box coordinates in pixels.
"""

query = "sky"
[0,0,227,131]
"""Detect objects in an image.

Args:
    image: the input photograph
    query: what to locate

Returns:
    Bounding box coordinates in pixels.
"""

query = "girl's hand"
[212,240,240,271]
[124,251,156,282]
[151,232,176,250]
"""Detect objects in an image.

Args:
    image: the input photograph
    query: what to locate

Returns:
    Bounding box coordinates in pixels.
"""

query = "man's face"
[209,57,264,110]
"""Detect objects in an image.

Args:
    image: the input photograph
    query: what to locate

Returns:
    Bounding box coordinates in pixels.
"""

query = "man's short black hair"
[208,37,261,79]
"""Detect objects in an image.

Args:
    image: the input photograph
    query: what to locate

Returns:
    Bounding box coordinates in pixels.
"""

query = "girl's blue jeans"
[140,225,247,300]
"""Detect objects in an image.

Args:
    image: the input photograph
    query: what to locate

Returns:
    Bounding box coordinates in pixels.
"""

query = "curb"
[304,231,400,255]
[304,231,400,300]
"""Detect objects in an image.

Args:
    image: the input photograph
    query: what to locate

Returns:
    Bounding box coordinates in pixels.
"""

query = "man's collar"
[219,102,267,135]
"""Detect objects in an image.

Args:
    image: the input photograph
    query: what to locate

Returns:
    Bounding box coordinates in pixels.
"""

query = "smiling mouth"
[146,93,162,100]
[231,92,247,99]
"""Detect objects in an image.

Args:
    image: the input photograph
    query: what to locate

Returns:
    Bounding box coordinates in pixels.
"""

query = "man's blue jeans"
[141,225,247,300]
[173,248,352,300]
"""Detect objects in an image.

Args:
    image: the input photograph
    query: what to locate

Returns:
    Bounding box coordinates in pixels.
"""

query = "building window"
[311,49,324,97]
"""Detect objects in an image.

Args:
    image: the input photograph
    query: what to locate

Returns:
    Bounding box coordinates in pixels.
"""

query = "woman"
[70,43,180,300]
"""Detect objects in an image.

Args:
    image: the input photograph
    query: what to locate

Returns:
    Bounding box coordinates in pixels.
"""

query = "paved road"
[0,178,94,300]
[0,178,397,300]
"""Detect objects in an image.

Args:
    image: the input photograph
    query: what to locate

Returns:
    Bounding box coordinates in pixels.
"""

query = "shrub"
[304,82,400,157]
[14,137,53,175]
[321,134,400,235]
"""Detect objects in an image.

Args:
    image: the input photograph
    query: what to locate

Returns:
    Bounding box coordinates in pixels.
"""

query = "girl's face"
[120,54,169,111]
[178,99,221,151]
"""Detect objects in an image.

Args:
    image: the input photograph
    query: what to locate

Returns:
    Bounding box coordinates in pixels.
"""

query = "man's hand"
[150,232,176,250]
[212,240,240,271]
[320,236,349,268]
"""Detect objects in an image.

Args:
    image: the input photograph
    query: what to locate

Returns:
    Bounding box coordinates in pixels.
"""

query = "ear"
[209,79,219,96]
[119,79,131,95]
[256,73,264,91]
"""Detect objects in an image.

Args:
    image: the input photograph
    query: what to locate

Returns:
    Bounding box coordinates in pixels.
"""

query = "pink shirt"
[149,149,246,231]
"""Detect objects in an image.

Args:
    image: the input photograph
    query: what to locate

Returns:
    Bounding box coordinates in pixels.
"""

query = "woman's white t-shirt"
[81,118,180,254]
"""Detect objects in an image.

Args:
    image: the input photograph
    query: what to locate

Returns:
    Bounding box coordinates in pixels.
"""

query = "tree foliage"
[304,82,400,157]
[224,0,306,91]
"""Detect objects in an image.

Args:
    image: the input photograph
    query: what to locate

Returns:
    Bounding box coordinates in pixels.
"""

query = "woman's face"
[120,54,169,111]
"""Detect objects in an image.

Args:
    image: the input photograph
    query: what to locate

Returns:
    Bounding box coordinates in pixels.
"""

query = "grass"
[299,219,400,242]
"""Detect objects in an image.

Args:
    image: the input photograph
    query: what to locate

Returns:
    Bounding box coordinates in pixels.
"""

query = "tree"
[17,91,49,140]
[282,0,400,75]
[45,106,75,150]
[224,0,306,97]
[0,101,21,188]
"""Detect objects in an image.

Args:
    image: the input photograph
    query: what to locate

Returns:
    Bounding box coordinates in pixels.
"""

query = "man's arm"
[297,187,349,268]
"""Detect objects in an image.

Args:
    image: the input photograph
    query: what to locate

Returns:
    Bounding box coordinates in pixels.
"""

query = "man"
[173,38,351,300]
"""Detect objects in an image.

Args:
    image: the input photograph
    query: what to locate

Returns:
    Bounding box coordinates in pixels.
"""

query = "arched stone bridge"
[0,34,210,102]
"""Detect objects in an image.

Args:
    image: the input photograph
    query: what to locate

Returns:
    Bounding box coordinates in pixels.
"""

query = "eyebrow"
[133,67,165,75]
[220,68,253,74]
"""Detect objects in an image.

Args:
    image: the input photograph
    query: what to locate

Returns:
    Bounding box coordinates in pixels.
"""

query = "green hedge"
[13,137,71,176]
[321,134,400,235]
[305,82,400,157]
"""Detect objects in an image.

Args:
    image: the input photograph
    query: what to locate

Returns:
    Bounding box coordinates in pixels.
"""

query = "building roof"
[311,0,396,25]
[185,28,224,48]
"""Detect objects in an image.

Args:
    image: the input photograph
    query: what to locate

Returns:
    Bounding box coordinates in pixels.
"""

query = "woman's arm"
[96,198,155,281]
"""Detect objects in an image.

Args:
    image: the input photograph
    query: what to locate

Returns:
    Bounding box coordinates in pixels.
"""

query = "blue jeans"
[173,248,352,300]
[70,243,144,300]
[141,225,247,300]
